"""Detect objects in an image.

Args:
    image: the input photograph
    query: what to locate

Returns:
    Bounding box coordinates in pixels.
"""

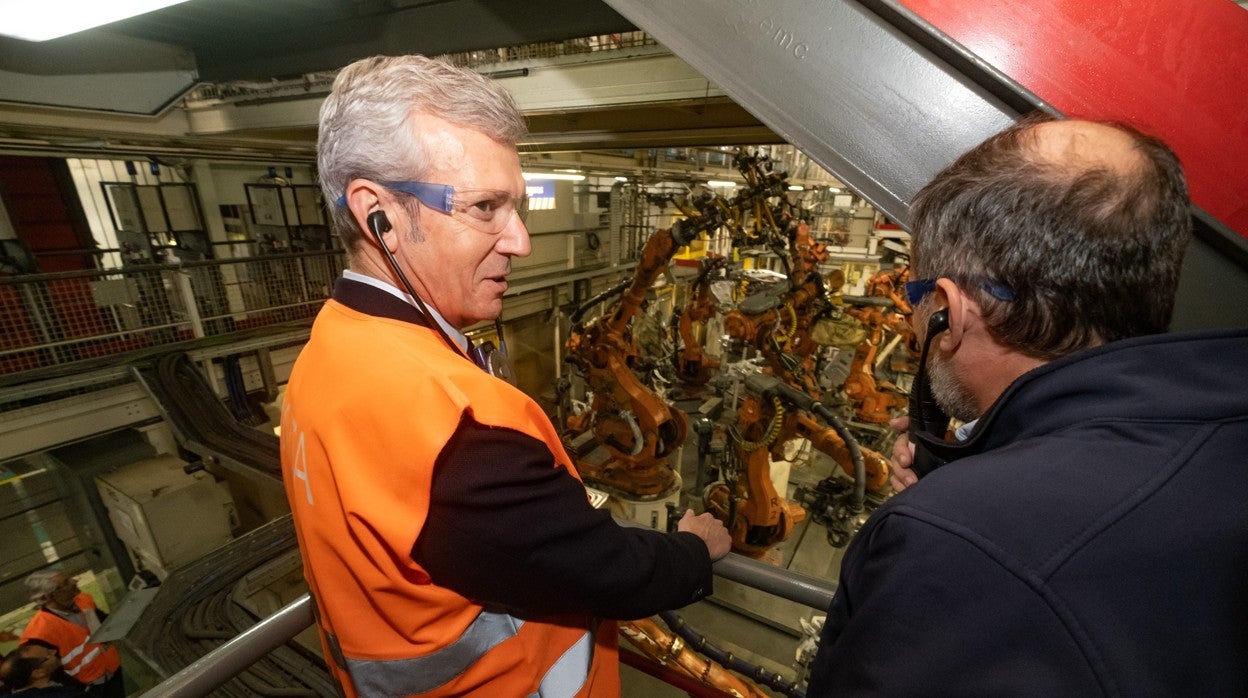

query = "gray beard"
[928,351,981,423]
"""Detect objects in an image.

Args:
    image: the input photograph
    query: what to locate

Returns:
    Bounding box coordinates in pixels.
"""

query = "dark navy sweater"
[809,329,1248,696]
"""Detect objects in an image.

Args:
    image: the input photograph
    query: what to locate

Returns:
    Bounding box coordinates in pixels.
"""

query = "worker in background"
[0,642,82,697]
[280,54,731,697]
[807,115,1248,695]
[19,571,122,697]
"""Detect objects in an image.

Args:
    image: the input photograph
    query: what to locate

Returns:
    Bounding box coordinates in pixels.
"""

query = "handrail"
[142,552,834,697]
[715,552,835,611]
[143,595,315,698]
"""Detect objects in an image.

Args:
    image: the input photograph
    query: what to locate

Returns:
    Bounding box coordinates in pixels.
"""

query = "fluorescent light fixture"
[707,180,737,188]
[788,185,804,191]
[0,0,195,41]
[523,172,585,181]
[614,176,629,182]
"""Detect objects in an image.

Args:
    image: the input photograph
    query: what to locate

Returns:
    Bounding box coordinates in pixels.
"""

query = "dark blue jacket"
[808,329,1248,696]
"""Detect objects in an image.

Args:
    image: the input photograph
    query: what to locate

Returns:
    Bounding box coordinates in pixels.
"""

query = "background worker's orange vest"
[22,593,121,686]
[282,300,620,697]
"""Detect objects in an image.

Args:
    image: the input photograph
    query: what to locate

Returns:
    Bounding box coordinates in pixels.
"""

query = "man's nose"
[497,211,531,258]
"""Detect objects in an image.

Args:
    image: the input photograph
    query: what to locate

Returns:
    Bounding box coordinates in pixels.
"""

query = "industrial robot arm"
[704,371,890,554]
[674,255,728,386]
[563,212,723,497]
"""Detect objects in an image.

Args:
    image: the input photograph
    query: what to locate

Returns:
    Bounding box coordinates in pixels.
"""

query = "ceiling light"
[523,172,585,181]
[707,180,737,188]
[614,176,629,182]
[0,1,195,42]
[788,185,804,191]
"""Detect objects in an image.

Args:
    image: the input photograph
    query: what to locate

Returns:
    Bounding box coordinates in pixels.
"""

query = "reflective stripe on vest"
[60,642,103,677]
[531,627,595,698]
[342,609,527,696]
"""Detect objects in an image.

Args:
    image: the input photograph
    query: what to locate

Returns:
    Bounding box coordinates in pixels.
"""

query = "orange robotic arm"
[563,215,721,497]
[674,255,727,386]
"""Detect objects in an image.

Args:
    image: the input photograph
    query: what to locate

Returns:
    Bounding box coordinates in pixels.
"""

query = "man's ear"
[934,277,977,351]
[343,179,394,250]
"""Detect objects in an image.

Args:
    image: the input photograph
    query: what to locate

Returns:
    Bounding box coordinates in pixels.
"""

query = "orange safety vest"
[21,594,120,686]
[281,299,620,697]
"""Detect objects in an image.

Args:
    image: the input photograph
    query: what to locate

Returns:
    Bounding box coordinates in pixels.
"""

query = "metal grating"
[0,251,344,379]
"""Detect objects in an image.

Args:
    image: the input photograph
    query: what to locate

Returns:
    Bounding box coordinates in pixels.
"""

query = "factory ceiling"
[0,0,778,160]
[103,0,637,84]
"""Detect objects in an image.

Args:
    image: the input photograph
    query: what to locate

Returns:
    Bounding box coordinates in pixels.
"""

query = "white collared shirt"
[342,270,469,352]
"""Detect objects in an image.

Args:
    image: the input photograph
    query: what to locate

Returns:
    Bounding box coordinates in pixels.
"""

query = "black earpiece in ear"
[927,308,950,336]
[367,211,391,240]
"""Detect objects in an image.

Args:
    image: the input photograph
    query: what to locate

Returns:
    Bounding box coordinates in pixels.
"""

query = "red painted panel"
[0,284,42,373]
[44,278,115,339]
[899,0,1248,238]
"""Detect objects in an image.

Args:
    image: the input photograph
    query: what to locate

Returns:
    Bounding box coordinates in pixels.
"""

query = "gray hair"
[909,114,1191,359]
[24,570,64,604]
[317,55,528,253]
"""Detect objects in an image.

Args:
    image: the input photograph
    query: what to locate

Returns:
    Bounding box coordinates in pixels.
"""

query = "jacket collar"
[332,276,430,327]
[916,328,1248,465]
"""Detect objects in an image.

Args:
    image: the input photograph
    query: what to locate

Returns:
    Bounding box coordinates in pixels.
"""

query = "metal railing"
[0,250,344,378]
[144,553,835,698]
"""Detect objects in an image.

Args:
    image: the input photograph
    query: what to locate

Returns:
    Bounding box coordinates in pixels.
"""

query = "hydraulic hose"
[813,402,866,512]
[570,278,630,324]
[742,372,867,512]
[658,610,806,698]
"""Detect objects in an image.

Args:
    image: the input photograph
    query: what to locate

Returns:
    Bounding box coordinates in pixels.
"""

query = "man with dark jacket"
[807,115,1248,695]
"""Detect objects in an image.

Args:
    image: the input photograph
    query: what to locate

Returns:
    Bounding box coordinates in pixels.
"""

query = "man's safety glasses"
[338,181,529,234]
[905,276,1017,306]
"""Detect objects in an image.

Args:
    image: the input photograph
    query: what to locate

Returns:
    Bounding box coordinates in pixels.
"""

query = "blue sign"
[525,180,555,198]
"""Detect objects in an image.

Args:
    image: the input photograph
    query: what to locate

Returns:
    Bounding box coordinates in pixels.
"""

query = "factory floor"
[608,394,855,697]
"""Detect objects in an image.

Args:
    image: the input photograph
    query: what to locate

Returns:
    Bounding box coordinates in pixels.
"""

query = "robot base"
[604,472,683,531]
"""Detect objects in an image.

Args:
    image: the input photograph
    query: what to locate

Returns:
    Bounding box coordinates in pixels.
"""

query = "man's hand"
[890,415,918,492]
[676,509,731,561]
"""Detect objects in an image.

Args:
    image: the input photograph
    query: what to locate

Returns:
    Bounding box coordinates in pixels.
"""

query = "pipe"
[144,595,316,698]
[712,553,835,611]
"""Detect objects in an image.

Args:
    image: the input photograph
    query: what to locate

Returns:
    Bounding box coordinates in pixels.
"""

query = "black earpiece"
[367,210,391,240]
[909,306,953,478]
[361,205,487,376]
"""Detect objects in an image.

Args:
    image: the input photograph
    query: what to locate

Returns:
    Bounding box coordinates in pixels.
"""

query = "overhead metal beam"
[602,0,1248,329]
[602,0,1020,227]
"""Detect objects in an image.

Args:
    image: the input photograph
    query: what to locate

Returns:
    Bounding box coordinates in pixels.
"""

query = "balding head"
[1029,120,1144,173]
[909,113,1191,359]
